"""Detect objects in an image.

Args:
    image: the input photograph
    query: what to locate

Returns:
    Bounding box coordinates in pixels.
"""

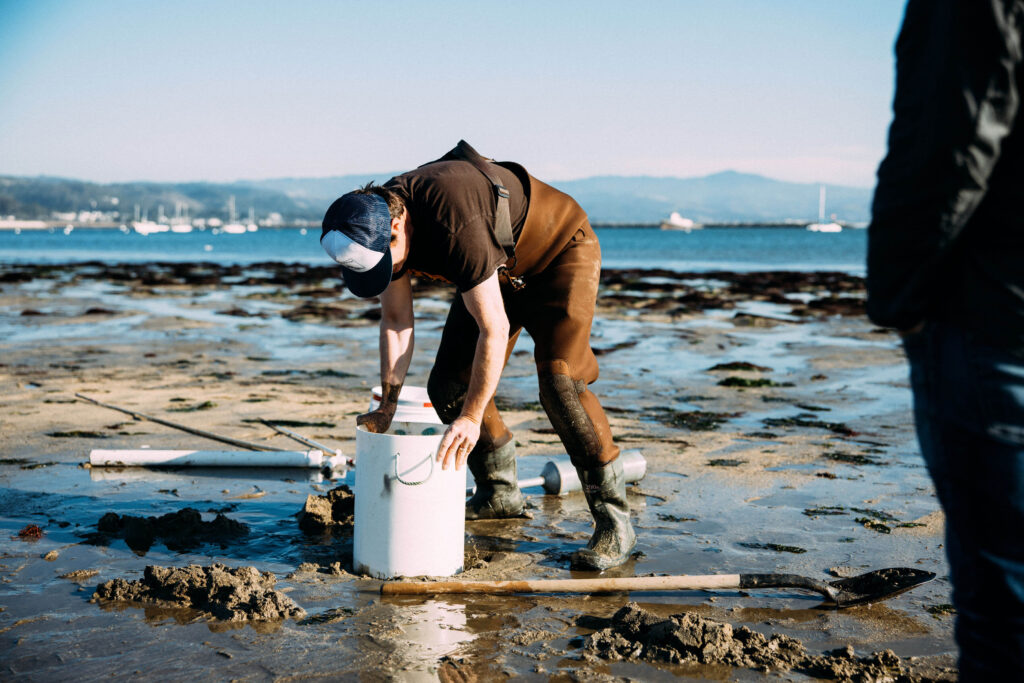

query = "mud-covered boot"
[570,459,636,570]
[465,441,524,520]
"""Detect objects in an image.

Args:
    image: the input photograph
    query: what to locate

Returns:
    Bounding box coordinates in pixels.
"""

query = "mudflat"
[0,262,957,680]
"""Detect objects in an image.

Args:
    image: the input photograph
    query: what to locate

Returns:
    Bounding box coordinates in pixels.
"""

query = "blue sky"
[0,0,906,186]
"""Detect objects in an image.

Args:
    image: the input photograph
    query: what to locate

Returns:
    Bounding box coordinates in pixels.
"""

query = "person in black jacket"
[867,1,1024,678]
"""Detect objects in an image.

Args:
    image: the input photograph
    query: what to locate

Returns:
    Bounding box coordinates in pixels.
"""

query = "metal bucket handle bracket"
[393,450,434,486]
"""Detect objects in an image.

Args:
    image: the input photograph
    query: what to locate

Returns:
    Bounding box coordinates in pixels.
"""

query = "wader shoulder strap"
[426,140,515,263]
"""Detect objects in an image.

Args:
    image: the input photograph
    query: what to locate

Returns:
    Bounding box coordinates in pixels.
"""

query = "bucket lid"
[371,385,433,408]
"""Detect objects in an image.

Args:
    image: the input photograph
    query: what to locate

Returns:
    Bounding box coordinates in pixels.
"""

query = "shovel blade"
[827,567,936,606]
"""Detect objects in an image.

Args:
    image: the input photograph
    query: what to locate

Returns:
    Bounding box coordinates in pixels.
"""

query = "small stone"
[43,550,59,561]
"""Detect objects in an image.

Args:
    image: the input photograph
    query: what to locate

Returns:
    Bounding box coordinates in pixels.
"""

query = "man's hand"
[437,415,481,471]
[357,408,395,434]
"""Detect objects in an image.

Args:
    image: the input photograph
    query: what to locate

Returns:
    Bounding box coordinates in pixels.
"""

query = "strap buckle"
[495,184,510,200]
[499,266,525,292]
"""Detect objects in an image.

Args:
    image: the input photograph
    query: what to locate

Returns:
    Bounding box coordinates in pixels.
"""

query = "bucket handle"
[393,450,434,486]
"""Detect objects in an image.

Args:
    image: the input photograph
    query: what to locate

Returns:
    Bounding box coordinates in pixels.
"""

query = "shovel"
[380,567,935,607]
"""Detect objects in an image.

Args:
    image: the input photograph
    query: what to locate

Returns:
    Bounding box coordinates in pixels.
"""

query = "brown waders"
[427,210,635,569]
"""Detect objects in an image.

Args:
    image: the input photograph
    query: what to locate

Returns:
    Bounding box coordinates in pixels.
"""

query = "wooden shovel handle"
[381,574,743,595]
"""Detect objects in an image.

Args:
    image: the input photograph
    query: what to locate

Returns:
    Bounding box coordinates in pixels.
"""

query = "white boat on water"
[132,220,170,235]
[245,207,258,232]
[659,211,701,232]
[806,185,842,233]
[222,195,247,234]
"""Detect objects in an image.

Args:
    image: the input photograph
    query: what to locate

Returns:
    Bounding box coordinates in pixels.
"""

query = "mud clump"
[584,603,928,681]
[93,563,305,621]
[298,485,354,532]
[89,507,248,553]
[585,603,805,670]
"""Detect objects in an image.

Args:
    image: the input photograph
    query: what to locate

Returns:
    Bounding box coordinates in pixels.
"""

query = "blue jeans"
[903,322,1024,680]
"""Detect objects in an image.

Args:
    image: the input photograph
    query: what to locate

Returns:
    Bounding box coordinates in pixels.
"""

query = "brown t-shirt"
[385,160,529,291]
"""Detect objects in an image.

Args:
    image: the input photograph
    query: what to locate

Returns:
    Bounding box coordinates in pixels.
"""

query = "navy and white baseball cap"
[320,192,393,298]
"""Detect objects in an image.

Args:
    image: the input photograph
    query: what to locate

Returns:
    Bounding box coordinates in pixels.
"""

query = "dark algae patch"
[583,603,926,680]
[93,564,304,622]
[87,507,248,553]
[824,451,886,466]
[657,514,698,523]
[738,542,807,554]
[763,416,858,436]
[708,458,746,467]
[927,604,956,618]
[659,409,742,431]
[243,418,335,428]
[803,505,848,517]
[717,377,794,388]
[707,361,773,372]
[47,430,109,438]
[167,400,216,412]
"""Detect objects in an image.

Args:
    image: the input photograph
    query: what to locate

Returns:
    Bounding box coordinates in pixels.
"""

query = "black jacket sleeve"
[866,0,1023,330]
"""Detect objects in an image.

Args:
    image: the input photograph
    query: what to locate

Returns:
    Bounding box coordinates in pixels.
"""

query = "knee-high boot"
[570,458,636,570]
[465,441,524,520]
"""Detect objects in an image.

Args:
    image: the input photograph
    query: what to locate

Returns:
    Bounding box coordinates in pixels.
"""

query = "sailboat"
[806,185,842,233]
[170,202,193,233]
[245,207,258,232]
[222,195,247,234]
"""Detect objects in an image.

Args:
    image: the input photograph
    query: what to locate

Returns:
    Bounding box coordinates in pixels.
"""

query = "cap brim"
[339,249,393,298]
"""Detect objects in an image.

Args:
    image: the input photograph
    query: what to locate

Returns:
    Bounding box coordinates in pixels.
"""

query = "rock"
[93,563,305,621]
[42,550,59,561]
[298,485,354,532]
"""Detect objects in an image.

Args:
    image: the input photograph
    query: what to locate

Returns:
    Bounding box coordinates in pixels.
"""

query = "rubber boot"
[570,459,636,570]
[465,441,524,520]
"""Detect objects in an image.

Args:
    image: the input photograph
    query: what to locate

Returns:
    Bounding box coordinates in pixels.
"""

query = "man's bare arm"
[357,273,414,433]
[436,270,509,469]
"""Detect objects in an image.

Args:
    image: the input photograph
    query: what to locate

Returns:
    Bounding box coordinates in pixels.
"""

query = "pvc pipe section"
[465,449,647,496]
[89,449,348,470]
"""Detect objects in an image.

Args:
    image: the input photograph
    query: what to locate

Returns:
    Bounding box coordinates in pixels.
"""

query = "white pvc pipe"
[89,449,347,470]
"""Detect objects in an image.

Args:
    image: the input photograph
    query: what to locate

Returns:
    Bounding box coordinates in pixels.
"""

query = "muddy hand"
[437,416,480,471]
[357,409,394,434]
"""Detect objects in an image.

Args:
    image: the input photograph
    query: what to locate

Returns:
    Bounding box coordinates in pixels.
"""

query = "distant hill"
[0,170,871,224]
[553,171,871,224]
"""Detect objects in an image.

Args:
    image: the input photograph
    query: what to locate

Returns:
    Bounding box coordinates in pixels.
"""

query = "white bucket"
[369,385,442,424]
[353,422,466,578]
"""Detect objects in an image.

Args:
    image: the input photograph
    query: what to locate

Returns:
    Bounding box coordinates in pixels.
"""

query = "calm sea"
[0,226,867,274]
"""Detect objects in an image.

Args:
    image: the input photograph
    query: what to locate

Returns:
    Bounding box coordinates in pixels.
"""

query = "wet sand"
[0,262,956,680]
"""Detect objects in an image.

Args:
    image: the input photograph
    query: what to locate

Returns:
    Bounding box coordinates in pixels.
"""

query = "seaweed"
[926,604,956,618]
[803,506,847,517]
[738,542,807,554]
[661,410,741,431]
[657,514,698,523]
[849,508,898,522]
[242,418,335,428]
[824,452,884,466]
[706,361,773,372]
[47,430,109,438]
[855,518,891,534]
[168,400,216,412]
[717,377,794,388]
[707,458,746,467]
[763,417,857,436]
